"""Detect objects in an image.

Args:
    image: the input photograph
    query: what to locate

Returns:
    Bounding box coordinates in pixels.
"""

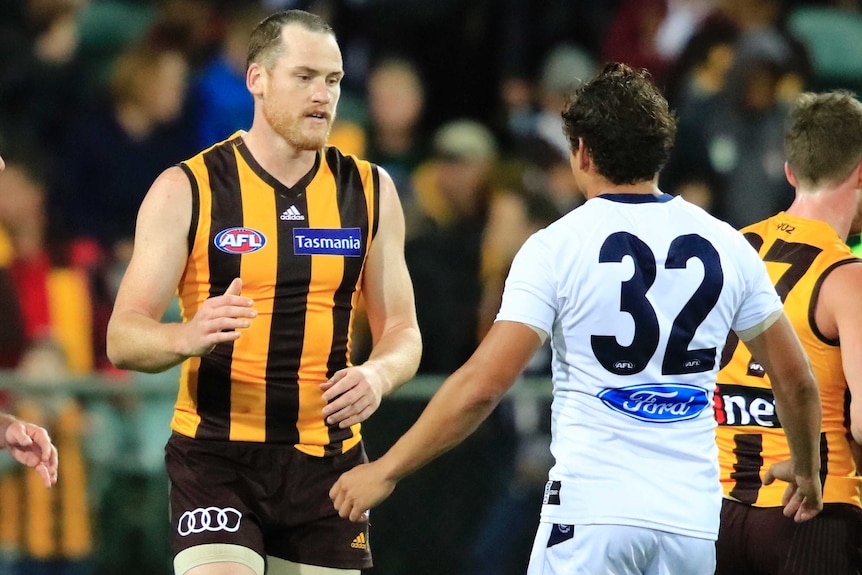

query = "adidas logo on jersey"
[351,532,367,550]
[280,205,305,221]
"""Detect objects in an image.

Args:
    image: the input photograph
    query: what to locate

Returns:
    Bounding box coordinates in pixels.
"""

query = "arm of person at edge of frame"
[0,412,58,488]
[330,320,544,521]
[321,167,422,428]
[817,261,862,465]
[744,312,823,522]
[106,166,257,374]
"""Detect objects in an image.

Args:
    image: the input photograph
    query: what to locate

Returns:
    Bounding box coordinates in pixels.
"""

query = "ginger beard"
[262,90,337,152]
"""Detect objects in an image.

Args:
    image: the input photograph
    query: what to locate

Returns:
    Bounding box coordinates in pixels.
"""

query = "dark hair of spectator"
[785,91,862,186]
[561,62,677,185]
[246,9,335,71]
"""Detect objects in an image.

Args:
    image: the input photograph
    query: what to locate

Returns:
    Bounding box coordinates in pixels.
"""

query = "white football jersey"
[496,193,782,540]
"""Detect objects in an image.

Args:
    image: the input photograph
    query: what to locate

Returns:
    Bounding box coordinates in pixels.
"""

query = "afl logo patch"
[214,227,267,254]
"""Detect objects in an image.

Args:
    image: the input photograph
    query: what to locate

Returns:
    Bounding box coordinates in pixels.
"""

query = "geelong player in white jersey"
[329,63,823,575]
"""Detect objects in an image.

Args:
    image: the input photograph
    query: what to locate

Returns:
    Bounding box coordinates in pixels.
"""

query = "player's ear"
[577,139,591,172]
[247,62,265,97]
[784,162,797,188]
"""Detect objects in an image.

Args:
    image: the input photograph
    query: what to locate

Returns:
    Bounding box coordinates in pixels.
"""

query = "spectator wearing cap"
[405,119,503,374]
[506,44,596,164]
[407,119,499,235]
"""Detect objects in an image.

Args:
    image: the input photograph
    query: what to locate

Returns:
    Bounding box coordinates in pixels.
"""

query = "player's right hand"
[330,460,396,522]
[182,277,256,356]
[4,420,58,488]
[764,459,823,522]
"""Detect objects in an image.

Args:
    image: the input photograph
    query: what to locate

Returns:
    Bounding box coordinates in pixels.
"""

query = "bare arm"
[743,312,823,521]
[330,320,542,520]
[106,167,256,373]
[321,168,422,426]
[817,262,862,444]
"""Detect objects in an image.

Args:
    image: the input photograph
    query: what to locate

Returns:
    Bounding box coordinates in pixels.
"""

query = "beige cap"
[433,119,498,161]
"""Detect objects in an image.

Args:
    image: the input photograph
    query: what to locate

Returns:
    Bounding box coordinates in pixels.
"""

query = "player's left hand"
[330,461,396,522]
[321,365,386,428]
[4,420,59,488]
[764,459,823,522]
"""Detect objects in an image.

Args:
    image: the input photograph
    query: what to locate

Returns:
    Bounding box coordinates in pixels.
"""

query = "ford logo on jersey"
[293,227,362,257]
[214,227,266,254]
[598,383,709,423]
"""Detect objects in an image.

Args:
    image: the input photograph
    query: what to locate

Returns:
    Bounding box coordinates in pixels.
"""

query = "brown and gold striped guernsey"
[170,133,379,456]
[715,212,862,507]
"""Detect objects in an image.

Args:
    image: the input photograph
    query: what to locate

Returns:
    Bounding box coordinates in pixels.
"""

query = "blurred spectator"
[520,139,583,218]
[602,0,671,82]
[0,187,26,369]
[496,0,617,140]
[362,56,429,208]
[337,1,502,128]
[0,154,94,575]
[50,40,196,282]
[694,0,814,101]
[654,0,718,63]
[0,0,91,157]
[661,30,797,227]
[328,55,429,195]
[73,0,156,95]
[406,119,501,373]
[510,44,596,162]
[477,155,563,342]
[663,16,739,110]
[0,155,102,374]
[189,3,265,149]
[145,0,221,68]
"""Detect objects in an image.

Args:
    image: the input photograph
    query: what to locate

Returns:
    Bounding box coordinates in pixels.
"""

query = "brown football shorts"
[716,498,862,575]
[165,431,372,570]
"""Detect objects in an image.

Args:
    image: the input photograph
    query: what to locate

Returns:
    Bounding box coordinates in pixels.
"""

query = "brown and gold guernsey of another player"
[172,132,379,456]
[716,212,862,508]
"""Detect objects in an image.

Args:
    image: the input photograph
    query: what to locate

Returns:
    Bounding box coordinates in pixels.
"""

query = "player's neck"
[786,183,857,242]
[586,178,661,200]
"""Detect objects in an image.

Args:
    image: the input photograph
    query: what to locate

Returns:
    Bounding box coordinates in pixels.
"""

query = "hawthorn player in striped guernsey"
[105,10,421,575]
[715,91,862,575]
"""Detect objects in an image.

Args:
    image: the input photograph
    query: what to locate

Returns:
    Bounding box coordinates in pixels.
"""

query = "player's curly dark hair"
[561,62,677,185]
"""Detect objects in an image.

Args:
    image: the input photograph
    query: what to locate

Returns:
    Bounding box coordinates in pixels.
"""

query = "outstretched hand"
[764,459,823,522]
[3,419,58,488]
[183,278,256,357]
[330,461,396,522]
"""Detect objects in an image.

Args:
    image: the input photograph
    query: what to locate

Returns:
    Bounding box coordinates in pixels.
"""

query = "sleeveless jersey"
[497,193,783,540]
[716,212,862,507]
[170,133,379,456]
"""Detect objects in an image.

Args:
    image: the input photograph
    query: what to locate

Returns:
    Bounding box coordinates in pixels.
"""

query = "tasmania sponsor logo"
[598,383,709,423]
[293,227,362,257]
[214,227,266,254]
[714,383,778,428]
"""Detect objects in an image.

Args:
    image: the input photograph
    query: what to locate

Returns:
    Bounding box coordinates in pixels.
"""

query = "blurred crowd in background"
[1,0,862,573]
